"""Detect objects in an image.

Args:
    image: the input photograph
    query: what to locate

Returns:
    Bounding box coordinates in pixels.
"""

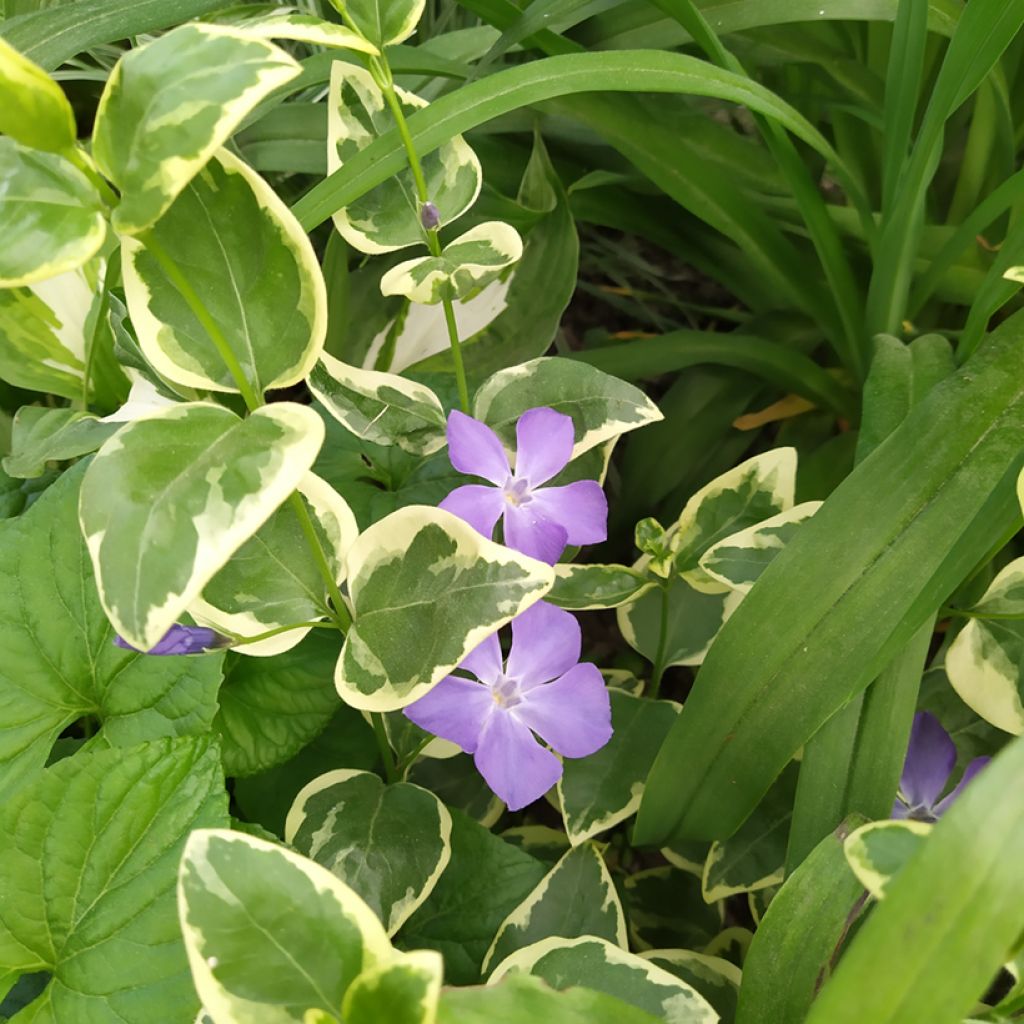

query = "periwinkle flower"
[114,624,230,656]
[420,201,440,231]
[892,711,990,822]
[404,601,612,810]
[439,408,608,564]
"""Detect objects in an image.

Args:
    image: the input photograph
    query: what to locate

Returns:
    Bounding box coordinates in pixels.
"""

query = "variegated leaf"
[191,473,357,656]
[79,401,324,651]
[178,829,394,1023]
[0,259,104,398]
[122,148,326,396]
[0,139,106,287]
[473,357,662,459]
[482,843,627,974]
[328,61,480,254]
[946,555,1024,734]
[558,690,681,845]
[93,24,300,235]
[698,501,822,594]
[547,563,656,611]
[3,406,118,479]
[309,352,447,455]
[407,752,505,826]
[343,949,442,1024]
[380,222,523,305]
[336,506,553,711]
[0,36,76,151]
[623,868,722,951]
[843,819,931,900]
[210,7,378,52]
[639,950,740,1023]
[286,769,452,936]
[331,0,426,47]
[488,936,718,1024]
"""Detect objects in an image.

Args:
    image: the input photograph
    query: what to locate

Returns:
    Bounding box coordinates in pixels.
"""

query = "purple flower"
[403,601,612,810]
[439,408,607,564]
[420,201,440,230]
[892,711,990,821]
[114,624,230,656]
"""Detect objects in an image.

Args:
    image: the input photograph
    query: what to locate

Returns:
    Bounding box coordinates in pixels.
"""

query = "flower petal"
[932,755,992,817]
[899,711,956,809]
[514,407,574,487]
[890,799,910,820]
[403,675,494,753]
[439,484,505,540]
[115,623,228,656]
[513,662,612,758]
[530,480,608,546]
[446,410,510,484]
[474,708,562,811]
[502,503,568,564]
[506,601,581,688]
[459,631,503,685]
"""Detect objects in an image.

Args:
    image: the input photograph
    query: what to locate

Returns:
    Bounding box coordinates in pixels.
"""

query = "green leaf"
[3,407,118,479]
[80,401,324,651]
[309,354,447,456]
[398,809,548,985]
[179,828,393,1022]
[843,819,931,901]
[0,36,75,151]
[438,973,663,1024]
[702,762,798,902]
[639,951,740,1024]
[488,936,717,1024]
[406,753,504,827]
[208,7,378,53]
[0,738,227,1022]
[546,563,656,611]
[735,816,867,1024]
[698,501,822,594]
[946,555,1024,734]
[483,844,627,974]
[0,261,106,400]
[381,222,523,305]
[285,769,452,936]
[0,464,223,794]
[191,473,356,656]
[636,311,1024,846]
[343,950,442,1024]
[93,24,300,234]
[214,631,343,777]
[0,139,106,288]
[474,356,662,459]
[558,690,680,845]
[333,0,425,48]
[622,867,721,951]
[328,61,480,254]
[122,148,326,396]
[336,506,553,711]
[805,737,1024,1024]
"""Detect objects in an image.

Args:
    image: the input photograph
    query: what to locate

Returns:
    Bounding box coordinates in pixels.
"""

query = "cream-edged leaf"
[336,506,553,711]
[623,867,722,951]
[639,950,740,1023]
[178,828,393,1023]
[547,563,656,611]
[328,61,481,254]
[309,352,447,455]
[122,148,326,396]
[843,819,932,900]
[79,401,324,651]
[483,843,627,974]
[93,24,301,234]
[488,936,718,1024]
[474,356,662,460]
[380,222,523,305]
[334,0,426,47]
[211,7,378,52]
[343,949,442,1024]
[0,36,76,151]
[3,407,118,479]
[286,768,452,936]
[191,472,356,656]
[0,139,106,288]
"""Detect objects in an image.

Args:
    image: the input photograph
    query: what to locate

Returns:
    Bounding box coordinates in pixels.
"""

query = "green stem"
[80,285,109,409]
[66,145,120,209]
[288,492,352,629]
[371,712,399,783]
[396,736,432,777]
[648,584,670,700]
[223,620,339,646]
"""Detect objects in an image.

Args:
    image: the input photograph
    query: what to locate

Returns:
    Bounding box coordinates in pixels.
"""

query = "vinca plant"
[3,0,1024,1021]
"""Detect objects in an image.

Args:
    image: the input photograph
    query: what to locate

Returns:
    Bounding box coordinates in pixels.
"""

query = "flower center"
[490,674,523,709]
[502,477,532,508]
[905,803,938,824]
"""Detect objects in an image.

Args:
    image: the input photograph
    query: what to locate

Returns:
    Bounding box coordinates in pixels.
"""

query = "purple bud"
[420,201,440,231]
[114,623,230,656]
